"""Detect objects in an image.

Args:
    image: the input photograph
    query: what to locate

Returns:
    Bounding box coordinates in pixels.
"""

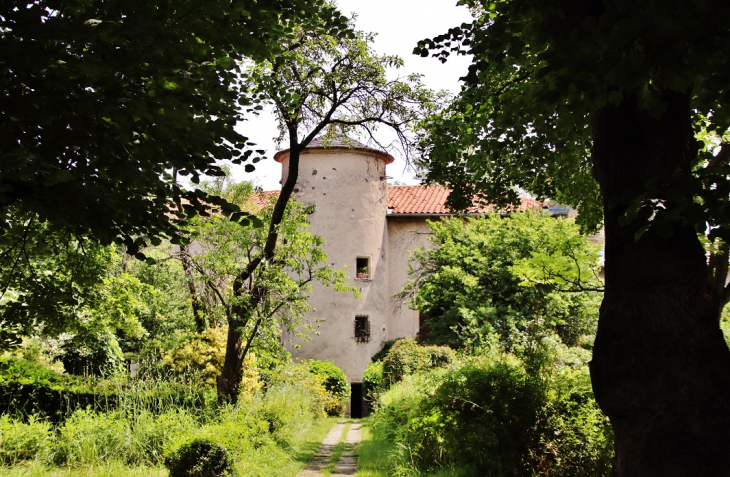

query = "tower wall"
[279,148,390,383]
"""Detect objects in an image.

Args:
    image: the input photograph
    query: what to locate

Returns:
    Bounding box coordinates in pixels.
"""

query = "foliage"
[0,0,349,252]
[244,23,441,161]
[163,327,226,388]
[164,439,235,477]
[371,349,613,476]
[369,338,402,363]
[0,360,330,472]
[362,360,385,405]
[0,415,53,465]
[722,305,730,348]
[0,229,179,374]
[0,357,213,424]
[381,338,456,389]
[415,3,730,472]
[305,360,350,416]
[403,214,602,350]
[1,336,65,374]
[415,0,730,236]
[121,245,197,340]
[163,327,262,398]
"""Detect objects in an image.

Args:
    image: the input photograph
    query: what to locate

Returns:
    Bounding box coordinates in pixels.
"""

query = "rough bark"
[216,129,303,404]
[590,91,730,475]
[179,244,206,332]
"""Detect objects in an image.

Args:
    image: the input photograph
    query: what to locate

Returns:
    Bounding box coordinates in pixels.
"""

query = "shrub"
[304,360,349,416]
[372,350,614,476]
[370,338,402,363]
[362,360,384,405]
[163,327,227,387]
[0,415,53,465]
[165,439,235,477]
[380,338,455,389]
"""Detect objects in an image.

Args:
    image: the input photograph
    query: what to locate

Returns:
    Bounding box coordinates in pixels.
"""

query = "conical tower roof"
[273,134,394,164]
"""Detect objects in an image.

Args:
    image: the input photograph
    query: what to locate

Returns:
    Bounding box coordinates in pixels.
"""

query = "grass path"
[296,419,362,477]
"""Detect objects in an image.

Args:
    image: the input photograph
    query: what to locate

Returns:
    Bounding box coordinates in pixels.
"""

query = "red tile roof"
[248,191,278,210]
[387,184,544,215]
[256,185,544,215]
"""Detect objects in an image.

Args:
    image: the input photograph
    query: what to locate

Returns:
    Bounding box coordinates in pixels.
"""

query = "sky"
[229,0,473,191]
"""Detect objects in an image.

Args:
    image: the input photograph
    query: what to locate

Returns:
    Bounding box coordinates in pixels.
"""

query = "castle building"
[271,137,543,416]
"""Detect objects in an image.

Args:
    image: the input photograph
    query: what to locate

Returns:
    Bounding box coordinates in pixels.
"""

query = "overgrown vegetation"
[0,356,343,474]
[401,213,603,350]
[365,340,613,476]
[358,213,612,476]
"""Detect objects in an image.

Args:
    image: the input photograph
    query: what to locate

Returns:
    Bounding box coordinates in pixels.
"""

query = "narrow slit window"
[355,316,370,343]
[356,257,370,279]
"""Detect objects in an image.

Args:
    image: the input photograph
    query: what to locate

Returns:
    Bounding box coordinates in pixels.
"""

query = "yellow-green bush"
[163,327,261,396]
[304,360,349,416]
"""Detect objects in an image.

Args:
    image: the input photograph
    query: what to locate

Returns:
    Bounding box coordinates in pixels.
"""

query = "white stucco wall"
[386,216,438,339]
[279,148,391,383]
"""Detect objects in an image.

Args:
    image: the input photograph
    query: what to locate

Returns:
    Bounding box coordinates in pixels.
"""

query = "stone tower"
[274,136,393,408]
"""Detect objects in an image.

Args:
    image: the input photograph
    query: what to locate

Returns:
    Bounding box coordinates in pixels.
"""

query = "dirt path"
[296,420,361,477]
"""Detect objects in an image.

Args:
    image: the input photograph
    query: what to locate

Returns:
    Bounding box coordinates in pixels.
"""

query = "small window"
[356,257,370,279]
[355,316,370,343]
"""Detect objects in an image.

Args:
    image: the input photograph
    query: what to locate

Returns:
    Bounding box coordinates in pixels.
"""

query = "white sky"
[229,0,473,190]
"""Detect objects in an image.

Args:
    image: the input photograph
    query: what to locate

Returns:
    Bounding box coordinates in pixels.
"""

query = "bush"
[304,360,349,416]
[0,415,53,465]
[0,357,214,423]
[370,338,401,363]
[380,338,455,389]
[372,349,613,476]
[362,360,384,405]
[165,439,235,477]
[163,327,227,387]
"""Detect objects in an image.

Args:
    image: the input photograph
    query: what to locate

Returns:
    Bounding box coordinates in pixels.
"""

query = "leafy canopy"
[244,25,444,156]
[0,0,349,254]
[403,213,602,349]
[416,0,730,234]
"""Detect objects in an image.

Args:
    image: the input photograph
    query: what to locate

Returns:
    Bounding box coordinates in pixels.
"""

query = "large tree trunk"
[216,132,303,403]
[217,313,246,404]
[179,244,207,332]
[590,91,730,475]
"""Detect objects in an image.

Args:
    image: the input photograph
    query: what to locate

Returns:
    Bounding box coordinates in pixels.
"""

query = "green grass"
[235,416,340,477]
[355,419,390,477]
[0,417,341,477]
[355,419,476,477]
[321,420,352,477]
[0,462,166,477]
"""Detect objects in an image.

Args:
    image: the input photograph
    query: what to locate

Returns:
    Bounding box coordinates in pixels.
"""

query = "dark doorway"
[351,383,363,418]
[418,313,431,343]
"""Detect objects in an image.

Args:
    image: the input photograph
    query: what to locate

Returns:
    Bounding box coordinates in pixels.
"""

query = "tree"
[402,213,602,350]
[0,225,158,375]
[176,179,355,391]
[214,25,439,402]
[0,0,349,254]
[416,1,730,474]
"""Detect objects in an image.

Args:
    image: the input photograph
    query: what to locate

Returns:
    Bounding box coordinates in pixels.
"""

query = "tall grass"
[0,362,337,475]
